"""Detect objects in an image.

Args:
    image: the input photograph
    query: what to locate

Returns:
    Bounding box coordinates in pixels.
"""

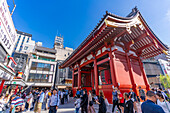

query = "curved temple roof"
[60,7,168,68]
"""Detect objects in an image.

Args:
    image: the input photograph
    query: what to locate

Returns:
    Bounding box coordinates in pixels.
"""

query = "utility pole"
[11,0,16,16]
[53,62,58,90]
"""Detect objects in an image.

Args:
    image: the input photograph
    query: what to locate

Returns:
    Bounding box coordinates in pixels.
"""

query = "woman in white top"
[26,91,33,111]
[156,91,170,113]
[88,90,95,113]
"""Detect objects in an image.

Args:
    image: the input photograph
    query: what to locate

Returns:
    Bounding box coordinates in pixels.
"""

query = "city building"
[0,0,18,93]
[24,35,74,89]
[26,46,57,88]
[158,59,170,76]
[54,36,74,88]
[8,31,43,88]
[54,36,73,61]
[60,8,168,103]
[13,52,28,80]
[142,46,170,88]
[143,59,163,88]
[15,31,33,53]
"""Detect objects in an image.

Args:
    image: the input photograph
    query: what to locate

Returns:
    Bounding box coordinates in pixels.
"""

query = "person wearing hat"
[48,88,60,113]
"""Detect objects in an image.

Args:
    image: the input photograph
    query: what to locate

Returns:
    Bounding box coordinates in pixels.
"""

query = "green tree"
[160,74,170,89]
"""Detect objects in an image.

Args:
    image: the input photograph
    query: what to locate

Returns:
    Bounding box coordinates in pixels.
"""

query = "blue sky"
[8,0,170,49]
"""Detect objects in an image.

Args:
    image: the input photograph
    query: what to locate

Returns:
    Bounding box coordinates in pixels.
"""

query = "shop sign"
[0,0,17,55]
[0,68,12,80]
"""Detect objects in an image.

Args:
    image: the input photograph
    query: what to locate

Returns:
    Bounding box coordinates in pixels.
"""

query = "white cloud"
[166,9,170,22]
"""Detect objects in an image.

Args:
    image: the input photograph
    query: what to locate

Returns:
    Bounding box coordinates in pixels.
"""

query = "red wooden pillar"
[0,80,5,94]
[109,46,118,87]
[78,65,81,89]
[94,56,99,95]
[138,58,150,90]
[91,69,94,89]
[125,53,138,95]
[14,85,18,94]
[72,69,74,88]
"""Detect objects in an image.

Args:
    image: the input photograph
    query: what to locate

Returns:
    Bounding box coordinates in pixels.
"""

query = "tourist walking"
[75,95,81,113]
[42,89,48,110]
[88,90,95,113]
[112,87,120,112]
[65,88,68,103]
[25,91,33,111]
[129,88,137,112]
[61,89,65,104]
[10,94,25,113]
[123,92,133,113]
[139,86,146,101]
[34,89,45,113]
[0,94,7,112]
[141,90,165,113]
[117,90,124,113]
[31,90,39,110]
[156,91,170,112]
[80,89,88,113]
[136,97,142,113]
[96,90,107,113]
[48,88,60,113]
[76,89,80,98]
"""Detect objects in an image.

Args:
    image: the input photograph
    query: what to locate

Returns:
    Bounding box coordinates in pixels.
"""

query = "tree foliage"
[160,74,170,89]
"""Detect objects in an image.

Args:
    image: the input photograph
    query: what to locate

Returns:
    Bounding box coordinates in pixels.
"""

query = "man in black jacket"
[80,89,88,113]
[123,92,134,113]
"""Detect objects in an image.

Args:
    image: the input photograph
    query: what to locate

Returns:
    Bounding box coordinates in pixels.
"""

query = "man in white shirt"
[48,88,60,113]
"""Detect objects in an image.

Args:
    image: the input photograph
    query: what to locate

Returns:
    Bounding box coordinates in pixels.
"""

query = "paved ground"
[23,98,75,113]
[23,97,113,113]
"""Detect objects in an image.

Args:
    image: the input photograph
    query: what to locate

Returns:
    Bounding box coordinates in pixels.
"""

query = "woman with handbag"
[88,90,95,113]
[96,90,107,113]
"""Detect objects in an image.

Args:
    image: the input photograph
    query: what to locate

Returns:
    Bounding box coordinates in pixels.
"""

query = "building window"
[26,38,29,43]
[27,73,52,83]
[18,36,21,40]
[30,62,53,71]
[64,54,66,57]
[97,61,112,85]
[44,51,48,54]
[74,74,78,87]
[68,53,70,55]
[24,46,28,50]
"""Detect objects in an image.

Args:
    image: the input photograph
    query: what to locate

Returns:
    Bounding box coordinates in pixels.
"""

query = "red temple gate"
[60,8,168,103]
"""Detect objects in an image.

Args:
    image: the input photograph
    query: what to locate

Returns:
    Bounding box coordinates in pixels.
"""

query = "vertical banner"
[0,0,17,55]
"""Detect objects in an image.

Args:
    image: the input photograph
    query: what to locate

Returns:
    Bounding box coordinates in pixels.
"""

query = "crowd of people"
[0,86,170,113]
[0,88,72,113]
[74,87,170,113]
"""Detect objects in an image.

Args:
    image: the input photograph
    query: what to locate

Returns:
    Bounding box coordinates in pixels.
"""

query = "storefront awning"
[5,79,26,87]
[0,63,15,81]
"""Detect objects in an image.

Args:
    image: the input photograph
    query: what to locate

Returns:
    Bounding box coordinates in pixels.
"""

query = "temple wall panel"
[114,52,132,87]
[99,85,113,103]
[130,58,145,87]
